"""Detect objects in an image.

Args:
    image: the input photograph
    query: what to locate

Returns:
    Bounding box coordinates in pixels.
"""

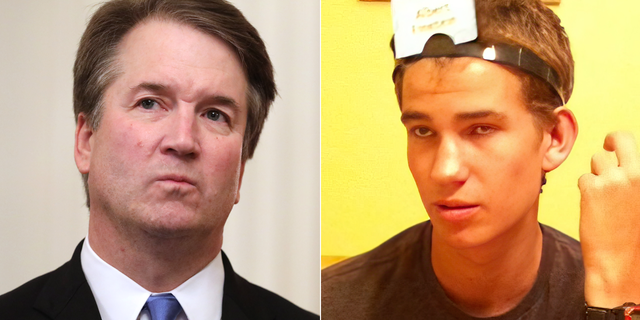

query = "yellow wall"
[321,0,640,257]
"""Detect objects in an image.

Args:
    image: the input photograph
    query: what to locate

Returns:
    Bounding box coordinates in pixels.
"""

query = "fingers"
[603,131,639,168]
[578,173,594,192]
[584,131,640,188]
[590,150,618,175]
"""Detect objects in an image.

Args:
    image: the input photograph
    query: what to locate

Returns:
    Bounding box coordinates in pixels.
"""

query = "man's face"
[76,19,248,237]
[400,58,550,249]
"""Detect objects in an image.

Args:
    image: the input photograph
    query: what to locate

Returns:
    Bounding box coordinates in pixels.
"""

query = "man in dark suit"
[0,0,317,319]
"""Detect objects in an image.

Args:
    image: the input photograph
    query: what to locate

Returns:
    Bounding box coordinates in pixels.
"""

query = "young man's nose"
[430,138,469,184]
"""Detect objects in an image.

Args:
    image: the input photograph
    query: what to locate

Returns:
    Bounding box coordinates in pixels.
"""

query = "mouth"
[437,204,477,210]
[432,200,479,222]
[156,174,196,187]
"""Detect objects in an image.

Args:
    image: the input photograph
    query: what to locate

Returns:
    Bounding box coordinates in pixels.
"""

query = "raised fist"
[579,131,640,307]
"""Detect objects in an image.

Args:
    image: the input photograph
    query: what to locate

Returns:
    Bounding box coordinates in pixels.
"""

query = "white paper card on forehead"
[392,0,478,59]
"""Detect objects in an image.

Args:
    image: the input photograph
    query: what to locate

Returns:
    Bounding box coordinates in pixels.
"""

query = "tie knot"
[145,293,183,320]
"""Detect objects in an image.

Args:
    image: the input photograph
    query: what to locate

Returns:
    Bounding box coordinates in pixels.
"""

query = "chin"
[138,219,197,238]
[134,207,198,235]
[121,199,228,237]
[432,220,494,250]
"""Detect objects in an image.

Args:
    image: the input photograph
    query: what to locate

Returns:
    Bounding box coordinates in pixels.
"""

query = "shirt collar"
[81,237,224,320]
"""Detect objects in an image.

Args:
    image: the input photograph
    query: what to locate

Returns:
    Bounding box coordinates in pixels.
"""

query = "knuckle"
[591,151,617,171]
[608,169,628,183]
[591,177,606,191]
[578,174,594,190]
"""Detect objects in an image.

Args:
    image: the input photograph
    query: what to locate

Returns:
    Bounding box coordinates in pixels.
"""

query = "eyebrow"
[456,110,507,121]
[131,82,241,110]
[400,111,432,124]
[401,110,507,124]
[135,82,167,93]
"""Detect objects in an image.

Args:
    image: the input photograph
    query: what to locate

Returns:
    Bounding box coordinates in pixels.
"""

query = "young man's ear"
[541,106,578,172]
[74,113,93,174]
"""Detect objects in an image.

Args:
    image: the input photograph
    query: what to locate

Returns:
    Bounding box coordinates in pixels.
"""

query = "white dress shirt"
[81,237,224,320]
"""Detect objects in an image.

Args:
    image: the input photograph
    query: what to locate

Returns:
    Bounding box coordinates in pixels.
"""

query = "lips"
[156,174,196,187]
[432,200,479,222]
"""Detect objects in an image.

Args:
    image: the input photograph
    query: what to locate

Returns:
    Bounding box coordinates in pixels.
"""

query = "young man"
[323,0,584,318]
[0,0,318,319]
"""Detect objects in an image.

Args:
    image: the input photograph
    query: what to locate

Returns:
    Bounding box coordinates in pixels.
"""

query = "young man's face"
[400,57,550,249]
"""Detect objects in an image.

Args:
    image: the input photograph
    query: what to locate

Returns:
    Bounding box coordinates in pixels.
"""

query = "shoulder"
[538,224,585,316]
[220,252,318,320]
[541,223,583,267]
[323,221,428,284]
[244,279,318,320]
[0,241,99,320]
[322,221,430,319]
[0,265,61,319]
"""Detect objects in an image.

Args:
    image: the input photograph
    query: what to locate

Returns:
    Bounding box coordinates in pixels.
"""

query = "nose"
[160,107,200,159]
[430,137,469,185]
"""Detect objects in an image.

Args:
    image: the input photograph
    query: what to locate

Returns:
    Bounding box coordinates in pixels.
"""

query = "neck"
[87,211,222,293]
[430,209,543,318]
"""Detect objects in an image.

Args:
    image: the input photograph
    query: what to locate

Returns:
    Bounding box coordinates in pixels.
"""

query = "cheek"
[202,136,244,178]
[407,144,421,174]
[114,125,145,155]
[488,142,544,206]
[93,120,152,174]
[407,146,434,189]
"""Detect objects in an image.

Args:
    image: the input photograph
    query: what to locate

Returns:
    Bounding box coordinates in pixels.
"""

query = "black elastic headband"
[393,34,565,105]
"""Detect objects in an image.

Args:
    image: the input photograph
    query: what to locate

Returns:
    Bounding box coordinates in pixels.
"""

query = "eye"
[205,109,226,122]
[139,99,158,110]
[414,127,434,137]
[471,125,495,135]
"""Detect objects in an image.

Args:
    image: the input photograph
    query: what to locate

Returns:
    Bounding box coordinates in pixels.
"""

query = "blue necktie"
[145,293,183,320]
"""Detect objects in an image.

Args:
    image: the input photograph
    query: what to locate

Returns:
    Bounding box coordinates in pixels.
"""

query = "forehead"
[113,18,247,105]
[400,58,526,116]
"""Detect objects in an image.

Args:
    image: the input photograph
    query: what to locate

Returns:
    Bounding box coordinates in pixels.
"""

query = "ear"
[234,161,246,204]
[541,107,578,172]
[74,113,93,174]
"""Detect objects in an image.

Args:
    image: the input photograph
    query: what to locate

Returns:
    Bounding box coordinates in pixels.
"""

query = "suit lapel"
[29,245,279,319]
[33,240,101,320]
[220,251,274,320]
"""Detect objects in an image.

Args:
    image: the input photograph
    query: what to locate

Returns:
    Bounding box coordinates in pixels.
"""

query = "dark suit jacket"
[0,241,318,320]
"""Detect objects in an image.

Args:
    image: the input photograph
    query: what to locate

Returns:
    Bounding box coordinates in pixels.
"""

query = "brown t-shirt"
[322,221,585,320]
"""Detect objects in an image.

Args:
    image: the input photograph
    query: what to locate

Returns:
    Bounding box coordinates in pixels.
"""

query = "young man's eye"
[471,126,495,135]
[139,99,158,110]
[414,127,434,137]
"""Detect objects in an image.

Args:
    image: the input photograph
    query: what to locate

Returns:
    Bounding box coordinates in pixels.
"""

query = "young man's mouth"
[433,201,480,222]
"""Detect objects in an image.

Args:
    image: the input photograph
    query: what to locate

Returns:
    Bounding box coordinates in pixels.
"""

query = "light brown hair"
[392,0,573,129]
